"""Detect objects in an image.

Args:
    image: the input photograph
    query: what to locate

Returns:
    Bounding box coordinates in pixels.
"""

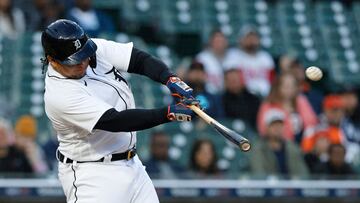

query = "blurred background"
[1,0,360,202]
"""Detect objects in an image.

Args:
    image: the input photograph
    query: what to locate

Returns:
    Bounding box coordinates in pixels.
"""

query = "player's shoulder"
[91,38,133,48]
[91,38,109,46]
[91,38,108,53]
[91,38,133,57]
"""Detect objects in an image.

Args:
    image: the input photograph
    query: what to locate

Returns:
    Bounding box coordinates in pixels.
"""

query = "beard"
[243,45,259,54]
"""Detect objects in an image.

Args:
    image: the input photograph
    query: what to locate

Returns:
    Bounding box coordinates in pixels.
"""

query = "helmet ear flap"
[89,55,97,68]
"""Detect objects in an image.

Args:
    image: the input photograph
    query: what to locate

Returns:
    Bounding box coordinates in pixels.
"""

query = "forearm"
[94,108,170,132]
[127,47,175,84]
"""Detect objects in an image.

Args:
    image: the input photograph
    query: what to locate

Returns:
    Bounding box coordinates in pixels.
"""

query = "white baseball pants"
[58,155,159,203]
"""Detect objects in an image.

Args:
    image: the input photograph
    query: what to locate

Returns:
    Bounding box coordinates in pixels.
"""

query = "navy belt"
[57,149,136,164]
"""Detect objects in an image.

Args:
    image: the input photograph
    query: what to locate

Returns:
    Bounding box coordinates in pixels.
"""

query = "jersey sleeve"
[46,87,112,134]
[92,38,133,72]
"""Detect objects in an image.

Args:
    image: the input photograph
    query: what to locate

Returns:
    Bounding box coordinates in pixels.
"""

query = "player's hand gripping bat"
[189,105,251,152]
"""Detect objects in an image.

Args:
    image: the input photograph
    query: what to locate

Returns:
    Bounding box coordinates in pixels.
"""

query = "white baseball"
[305,66,323,81]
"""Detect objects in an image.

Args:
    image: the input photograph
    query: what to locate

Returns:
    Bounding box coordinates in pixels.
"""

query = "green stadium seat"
[121,0,165,25]
[93,0,123,9]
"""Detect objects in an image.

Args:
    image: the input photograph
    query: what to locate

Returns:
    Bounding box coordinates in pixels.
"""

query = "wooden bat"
[189,105,251,152]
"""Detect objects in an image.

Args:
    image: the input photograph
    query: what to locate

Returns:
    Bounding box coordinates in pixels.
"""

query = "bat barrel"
[239,140,251,152]
[212,121,251,152]
[189,105,251,152]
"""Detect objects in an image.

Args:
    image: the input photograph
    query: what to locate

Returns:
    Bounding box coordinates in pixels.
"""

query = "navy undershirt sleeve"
[94,108,170,132]
[127,47,175,84]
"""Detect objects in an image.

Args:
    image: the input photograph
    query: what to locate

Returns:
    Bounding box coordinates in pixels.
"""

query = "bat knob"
[240,141,251,152]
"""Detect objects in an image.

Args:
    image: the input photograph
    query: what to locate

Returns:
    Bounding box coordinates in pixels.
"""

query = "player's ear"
[47,56,53,63]
[47,56,58,65]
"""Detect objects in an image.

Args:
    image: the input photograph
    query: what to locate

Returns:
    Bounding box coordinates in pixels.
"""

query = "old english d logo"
[73,39,81,50]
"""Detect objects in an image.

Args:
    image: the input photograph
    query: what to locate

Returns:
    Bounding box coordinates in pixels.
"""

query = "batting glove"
[167,103,194,122]
[166,76,193,102]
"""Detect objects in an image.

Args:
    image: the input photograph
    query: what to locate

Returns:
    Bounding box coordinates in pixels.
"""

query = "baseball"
[305,66,323,81]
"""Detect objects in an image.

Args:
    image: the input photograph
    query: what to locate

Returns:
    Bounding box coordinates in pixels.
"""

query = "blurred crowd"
[0,0,116,39]
[1,0,360,180]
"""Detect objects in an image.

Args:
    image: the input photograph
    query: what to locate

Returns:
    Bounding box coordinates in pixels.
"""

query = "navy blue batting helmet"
[41,19,97,66]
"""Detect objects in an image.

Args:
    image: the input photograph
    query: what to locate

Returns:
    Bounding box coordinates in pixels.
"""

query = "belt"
[57,149,136,164]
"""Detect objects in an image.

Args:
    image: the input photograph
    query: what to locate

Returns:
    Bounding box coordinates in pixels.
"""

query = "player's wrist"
[167,104,194,122]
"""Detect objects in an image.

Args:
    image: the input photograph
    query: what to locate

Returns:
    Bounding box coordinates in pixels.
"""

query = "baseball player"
[41,19,198,203]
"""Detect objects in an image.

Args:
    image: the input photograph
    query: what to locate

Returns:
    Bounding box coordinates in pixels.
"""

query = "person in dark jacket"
[0,118,32,174]
[185,61,224,118]
[314,144,354,179]
[222,69,260,128]
[66,0,115,37]
[250,109,309,178]
[143,131,185,179]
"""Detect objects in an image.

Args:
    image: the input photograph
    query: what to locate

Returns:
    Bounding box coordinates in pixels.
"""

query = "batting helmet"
[41,19,97,66]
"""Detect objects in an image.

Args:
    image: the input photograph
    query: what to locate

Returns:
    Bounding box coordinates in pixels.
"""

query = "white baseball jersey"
[196,49,227,93]
[223,48,274,97]
[44,38,136,161]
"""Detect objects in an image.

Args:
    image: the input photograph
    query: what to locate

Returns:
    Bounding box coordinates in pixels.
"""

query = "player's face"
[54,58,90,79]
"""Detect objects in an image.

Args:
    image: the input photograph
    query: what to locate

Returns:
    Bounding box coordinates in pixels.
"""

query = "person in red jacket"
[257,72,318,143]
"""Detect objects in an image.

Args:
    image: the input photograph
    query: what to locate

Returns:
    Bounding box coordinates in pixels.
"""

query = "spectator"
[66,0,115,37]
[0,118,32,174]
[302,95,346,153]
[341,89,360,165]
[280,56,324,115]
[184,61,224,118]
[342,88,360,125]
[189,139,220,178]
[143,131,185,179]
[14,115,48,174]
[250,109,309,177]
[257,72,318,142]
[302,94,360,164]
[16,0,63,31]
[38,1,63,30]
[0,0,25,39]
[277,54,295,73]
[222,69,260,128]
[224,25,275,97]
[314,144,354,179]
[304,131,330,173]
[196,29,230,93]
[41,128,58,172]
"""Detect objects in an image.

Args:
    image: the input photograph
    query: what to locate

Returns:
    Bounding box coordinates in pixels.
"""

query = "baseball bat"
[189,105,251,152]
